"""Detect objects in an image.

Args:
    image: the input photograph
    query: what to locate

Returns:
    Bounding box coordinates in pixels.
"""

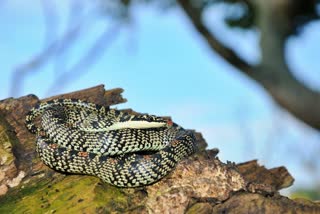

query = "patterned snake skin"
[25,99,196,187]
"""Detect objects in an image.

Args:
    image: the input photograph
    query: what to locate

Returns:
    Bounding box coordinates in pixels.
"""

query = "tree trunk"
[0,85,319,213]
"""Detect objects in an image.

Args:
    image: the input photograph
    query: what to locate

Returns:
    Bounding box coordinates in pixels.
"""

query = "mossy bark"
[0,85,319,213]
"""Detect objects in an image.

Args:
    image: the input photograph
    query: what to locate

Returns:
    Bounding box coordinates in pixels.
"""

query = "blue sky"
[1,0,320,191]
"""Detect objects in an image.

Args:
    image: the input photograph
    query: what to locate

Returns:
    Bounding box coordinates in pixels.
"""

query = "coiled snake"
[25,99,196,187]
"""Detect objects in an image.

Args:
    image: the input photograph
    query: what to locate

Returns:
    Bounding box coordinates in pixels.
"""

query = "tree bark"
[0,85,319,213]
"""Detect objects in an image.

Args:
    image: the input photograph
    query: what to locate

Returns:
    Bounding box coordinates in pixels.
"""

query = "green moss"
[186,203,213,214]
[0,179,49,213]
[94,182,128,212]
[291,188,320,201]
[0,175,131,213]
[0,124,15,165]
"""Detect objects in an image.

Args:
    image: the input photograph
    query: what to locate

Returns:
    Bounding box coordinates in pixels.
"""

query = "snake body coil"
[26,99,196,187]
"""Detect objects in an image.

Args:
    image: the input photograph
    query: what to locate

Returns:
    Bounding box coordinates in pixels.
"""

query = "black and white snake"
[25,99,196,187]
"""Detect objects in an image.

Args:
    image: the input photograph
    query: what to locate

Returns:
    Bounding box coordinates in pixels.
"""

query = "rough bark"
[177,0,320,131]
[0,85,319,213]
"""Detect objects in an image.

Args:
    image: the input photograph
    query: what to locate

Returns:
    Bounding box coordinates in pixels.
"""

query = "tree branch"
[0,85,319,212]
[10,22,82,97]
[177,0,253,74]
[46,24,121,95]
[177,0,320,131]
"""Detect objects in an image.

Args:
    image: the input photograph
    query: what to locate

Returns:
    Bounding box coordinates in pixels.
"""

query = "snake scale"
[25,99,196,187]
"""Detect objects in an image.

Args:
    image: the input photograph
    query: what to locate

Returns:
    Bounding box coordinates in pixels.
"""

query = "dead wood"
[0,85,319,213]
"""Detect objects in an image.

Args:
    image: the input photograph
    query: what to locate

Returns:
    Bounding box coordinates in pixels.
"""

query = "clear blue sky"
[1,0,320,191]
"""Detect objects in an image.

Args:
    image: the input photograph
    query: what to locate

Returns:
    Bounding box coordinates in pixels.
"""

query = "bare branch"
[177,0,320,131]
[53,0,85,76]
[176,0,253,74]
[41,0,59,46]
[10,22,82,97]
[46,24,122,95]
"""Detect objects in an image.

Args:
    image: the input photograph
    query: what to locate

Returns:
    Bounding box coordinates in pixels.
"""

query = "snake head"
[139,115,174,129]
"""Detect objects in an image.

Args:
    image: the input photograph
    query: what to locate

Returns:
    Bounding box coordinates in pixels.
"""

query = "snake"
[25,99,196,187]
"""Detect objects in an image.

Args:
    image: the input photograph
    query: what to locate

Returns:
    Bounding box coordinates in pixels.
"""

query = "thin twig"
[46,23,122,95]
[41,0,59,46]
[10,20,83,97]
[53,0,85,76]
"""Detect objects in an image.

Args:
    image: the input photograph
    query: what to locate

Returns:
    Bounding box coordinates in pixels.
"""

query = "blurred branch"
[53,0,85,76]
[10,0,120,98]
[177,0,320,131]
[46,23,121,95]
[176,0,253,74]
[10,22,82,97]
[41,0,59,45]
[9,0,320,131]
